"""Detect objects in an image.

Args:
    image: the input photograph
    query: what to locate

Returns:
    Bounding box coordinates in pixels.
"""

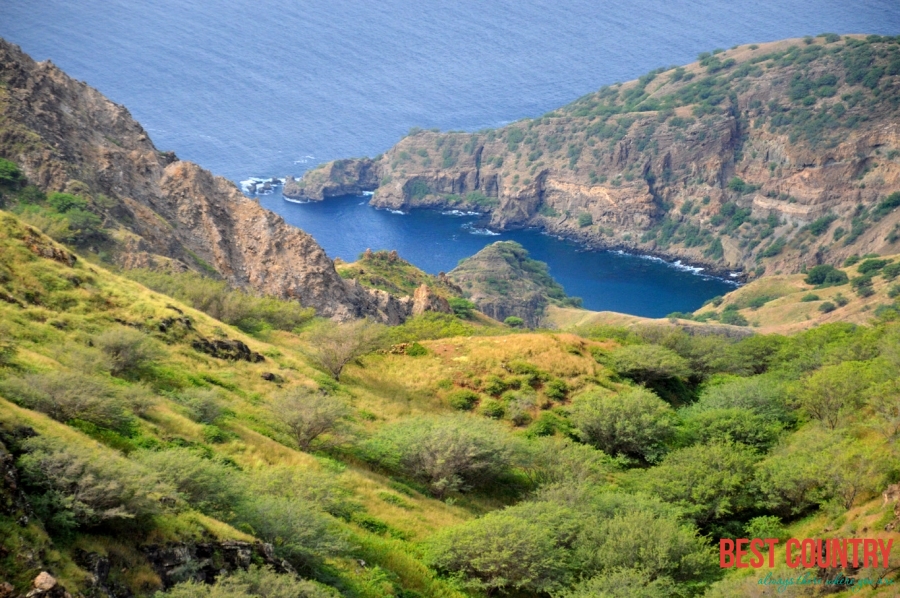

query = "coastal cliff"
[0,39,415,323]
[290,35,900,278]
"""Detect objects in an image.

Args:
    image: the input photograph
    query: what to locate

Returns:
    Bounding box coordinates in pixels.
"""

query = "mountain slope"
[0,39,411,323]
[290,34,900,278]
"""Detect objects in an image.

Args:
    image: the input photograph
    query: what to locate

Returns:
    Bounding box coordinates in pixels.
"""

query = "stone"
[33,572,57,592]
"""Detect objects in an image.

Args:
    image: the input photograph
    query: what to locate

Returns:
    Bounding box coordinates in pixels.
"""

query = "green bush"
[571,388,675,462]
[804,264,849,287]
[504,316,525,327]
[18,436,167,532]
[405,341,428,356]
[605,345,692,384]
[680,407,782,451]
[126,270,315,334]
[95,326,163,378]
[0,157,23,188]
[447,389,480,411]
[833,292,850,306]
[818,301,836,313]
[482,375,508,396]
[694,376,791,423]
[156,566,339,598]
[135,447,244,515]
[800,293,820,302]
[857,258,890,274]
[577,213,593,227]
[271,388,349,450]
[719,310,749,326]
[479,398,505,419]
[0,371,134,433]
[448,297,476,319]
[545,378,569,401]
[361,415,518,497]
[556,568,676,598]
[743,516,786,542]
[627,442,759,526]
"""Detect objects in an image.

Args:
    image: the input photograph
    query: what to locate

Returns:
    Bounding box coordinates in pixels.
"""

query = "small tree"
[797,361,869,429]
[303,318,385,380]
[571,388,675,463]
[606,345,692,385]
[271,388,349,450]
[504,316,525,327]
[95,326,162,377]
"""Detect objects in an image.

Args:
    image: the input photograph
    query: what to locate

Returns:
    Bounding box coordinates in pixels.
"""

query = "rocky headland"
[288,35,900,280]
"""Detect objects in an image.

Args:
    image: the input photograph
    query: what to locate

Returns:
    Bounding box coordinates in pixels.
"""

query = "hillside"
[289,34,900,278]
[446,241,582,327]
[4,208,900,597]
[0,38,424,324]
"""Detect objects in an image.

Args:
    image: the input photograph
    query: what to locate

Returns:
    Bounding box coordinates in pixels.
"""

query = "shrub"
[627,442,759,526]
[482,375,508,396]
[804,264,849,287]
[302,318,385,379]
[18,436,167,532]
[271,388,349,450]
[135,448,244,515]
[578,213,593,227]
[178,388,226,424]
[800,293,820,302]
[479,399,505,419]
[405,341,427,356]
[797,361,870,429]
[545,379,569,401]
[818,301,836,313]
[605,345,692,384]
[447,389,479,411]
[889,284,900,299]
[424,502,573,594]
[247,465,358,520]
[843,255,861,266]
[157,566,340,598]
[556,568,675,598]
[0,157,23,187]
[719,310,749,326]
[504,316,524,327]
[95,326,163,378]
[883,263,900,281]
[727,177,746,193]
[234,496,348,567]
[680,407,782,451]
[127,270,315,334]
[834,293,850,306]
[744,516,786,542]
[571,388,675,462]
[448,297,476,319]
[857,258,890,274]
[805,214,837,236]
[0,371,133,433]
[361,415,518,497]
[694,376,791,422]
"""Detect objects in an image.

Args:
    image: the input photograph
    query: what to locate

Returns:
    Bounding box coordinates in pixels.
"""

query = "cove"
[257,190,737,318]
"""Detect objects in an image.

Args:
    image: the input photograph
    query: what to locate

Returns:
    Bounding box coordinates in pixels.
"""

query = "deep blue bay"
[2,0,898,316]
[258,190,737,317]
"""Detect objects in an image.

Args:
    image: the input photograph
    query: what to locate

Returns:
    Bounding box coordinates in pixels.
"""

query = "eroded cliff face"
[292,36,900,277]
[0,39,412,323]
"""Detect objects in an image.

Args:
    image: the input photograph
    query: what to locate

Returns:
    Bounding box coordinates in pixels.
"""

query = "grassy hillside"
[3,177,900,596]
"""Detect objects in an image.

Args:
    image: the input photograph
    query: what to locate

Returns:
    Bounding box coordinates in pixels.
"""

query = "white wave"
[729,271,742,278]
[388,209,407,215]
[283,196,310,204]
[463,223,500,236]
[362,191,374,196]
[441,209,481,217]
[671,260,704,274]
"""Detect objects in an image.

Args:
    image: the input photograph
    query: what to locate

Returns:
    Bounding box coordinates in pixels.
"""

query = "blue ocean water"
[260,191,737,316]
[2,1,898,315]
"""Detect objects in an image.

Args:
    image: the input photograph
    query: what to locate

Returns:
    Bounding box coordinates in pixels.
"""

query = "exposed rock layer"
[0,39,414,322]
[292,36,900,277]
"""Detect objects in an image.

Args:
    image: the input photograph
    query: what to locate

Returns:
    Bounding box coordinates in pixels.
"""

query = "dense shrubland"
[2,205,900,597]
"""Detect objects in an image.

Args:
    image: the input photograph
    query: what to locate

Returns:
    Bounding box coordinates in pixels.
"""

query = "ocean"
[2,0,898,315]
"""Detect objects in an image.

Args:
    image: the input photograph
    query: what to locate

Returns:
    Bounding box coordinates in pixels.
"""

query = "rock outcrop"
[294,36,900,278]
[0,39,414,323]
[448,241,579,327]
